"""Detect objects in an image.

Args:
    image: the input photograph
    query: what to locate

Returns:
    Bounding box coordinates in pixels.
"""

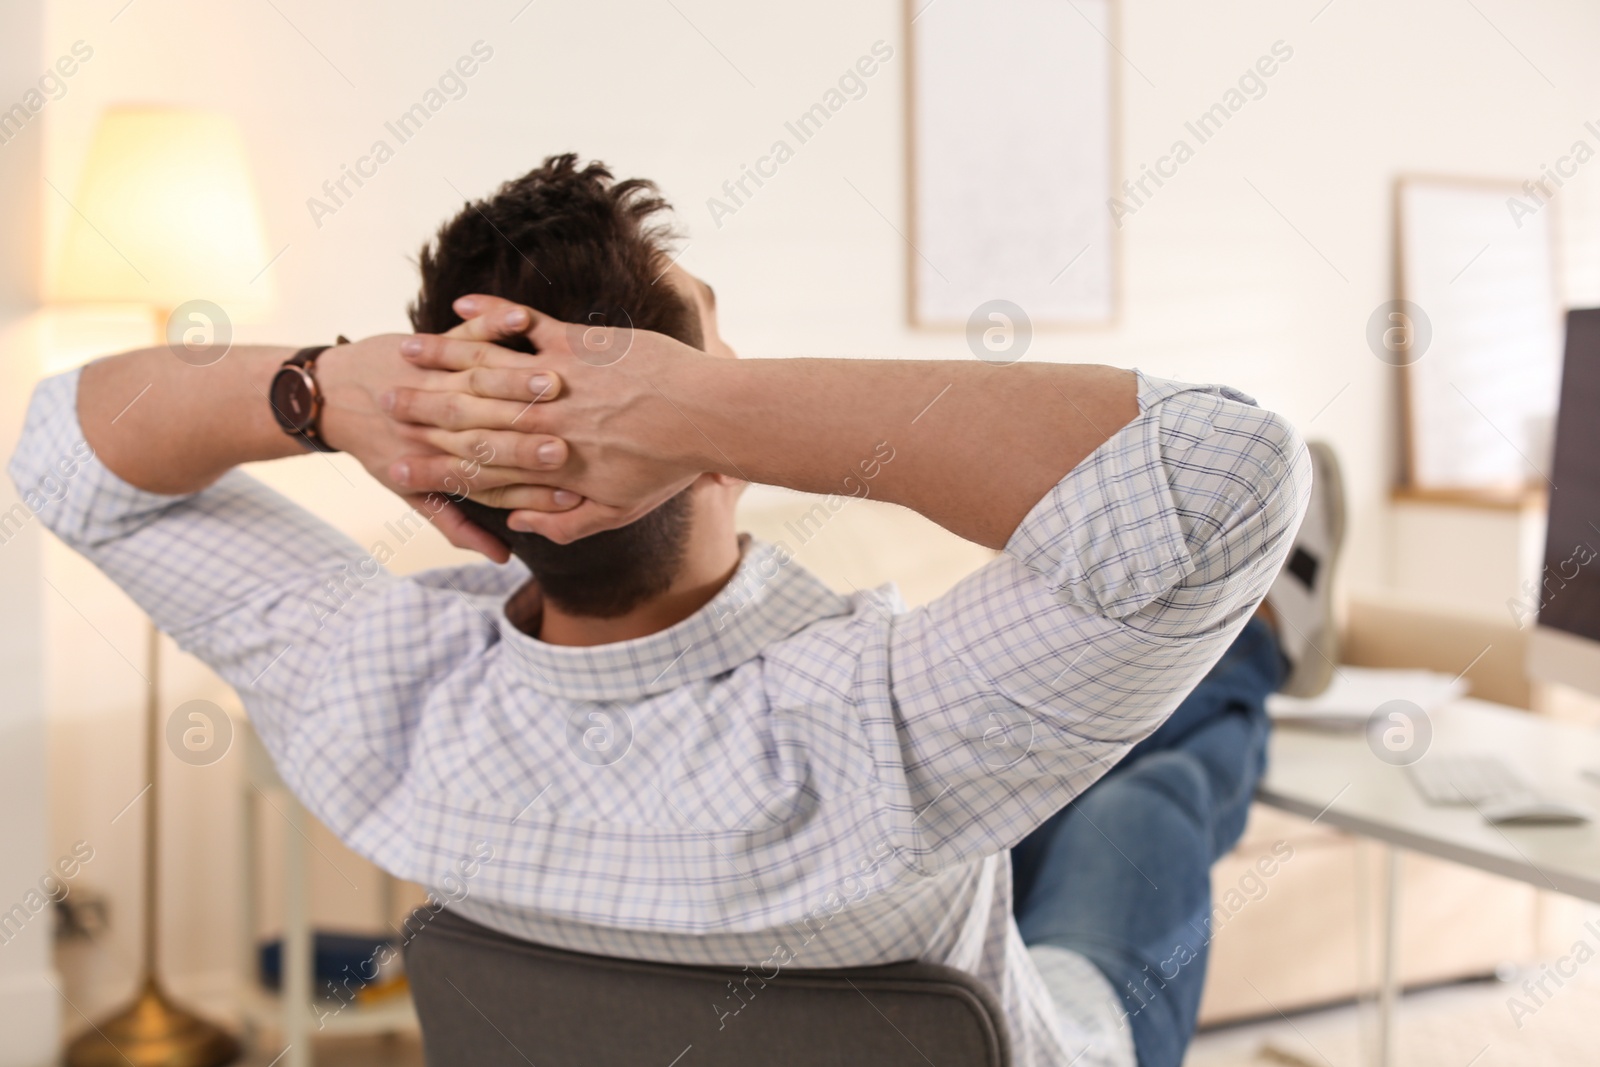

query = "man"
[12,155,1325,1067]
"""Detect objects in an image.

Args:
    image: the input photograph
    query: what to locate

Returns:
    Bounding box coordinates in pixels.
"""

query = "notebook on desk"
[1266,666,1468,730]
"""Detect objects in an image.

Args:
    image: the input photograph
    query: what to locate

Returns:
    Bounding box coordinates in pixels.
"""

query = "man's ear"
[692,472,747,514]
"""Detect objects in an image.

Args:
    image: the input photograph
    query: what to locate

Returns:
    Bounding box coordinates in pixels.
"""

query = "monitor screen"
[1538,308,1600,644]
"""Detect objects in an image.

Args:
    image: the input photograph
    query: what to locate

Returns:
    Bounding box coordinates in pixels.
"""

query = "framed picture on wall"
[1395,175,1564,492]
[906,0,1119,329]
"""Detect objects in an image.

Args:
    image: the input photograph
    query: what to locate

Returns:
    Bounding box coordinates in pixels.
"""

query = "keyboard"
[1407,755,1533,805]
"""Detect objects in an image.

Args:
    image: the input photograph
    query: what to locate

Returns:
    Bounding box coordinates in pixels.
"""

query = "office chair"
[404,908,1011,1066]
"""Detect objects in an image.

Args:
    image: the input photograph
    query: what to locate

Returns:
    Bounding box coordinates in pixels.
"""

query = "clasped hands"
[319,294,715,561]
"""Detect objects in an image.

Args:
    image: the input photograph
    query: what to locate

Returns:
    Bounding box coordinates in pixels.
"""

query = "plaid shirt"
[12,367,1307,1066]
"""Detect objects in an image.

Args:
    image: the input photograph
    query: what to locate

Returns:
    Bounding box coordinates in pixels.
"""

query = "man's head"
[410,154,734,618]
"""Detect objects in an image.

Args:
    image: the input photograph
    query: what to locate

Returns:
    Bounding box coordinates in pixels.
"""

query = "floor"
[235,969,1598,1066]
[1185,969,1599,1067]
[239,1034,424,1066]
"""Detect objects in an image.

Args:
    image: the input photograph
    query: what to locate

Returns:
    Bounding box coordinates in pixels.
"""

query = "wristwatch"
[269,337,348,452]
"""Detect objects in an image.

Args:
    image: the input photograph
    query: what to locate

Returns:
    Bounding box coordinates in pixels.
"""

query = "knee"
[1127,400,1312,641]
[1084,751,1213,829]
[1244,407,1313,551]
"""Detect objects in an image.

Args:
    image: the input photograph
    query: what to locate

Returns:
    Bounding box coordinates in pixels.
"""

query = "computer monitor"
[1528,307,1600,697]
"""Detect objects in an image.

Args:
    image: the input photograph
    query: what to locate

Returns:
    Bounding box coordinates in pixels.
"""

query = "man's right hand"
[74,319,594,565]
[384,294,715,543]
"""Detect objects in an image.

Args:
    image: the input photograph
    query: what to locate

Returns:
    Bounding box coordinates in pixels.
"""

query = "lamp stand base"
[65,977,241,1067]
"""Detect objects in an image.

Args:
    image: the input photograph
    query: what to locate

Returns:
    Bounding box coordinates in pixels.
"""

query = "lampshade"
[53,107,271,312]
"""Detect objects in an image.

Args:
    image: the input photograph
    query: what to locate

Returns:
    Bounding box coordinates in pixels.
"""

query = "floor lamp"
[64,625,240,1067]
[53,107,272,1067]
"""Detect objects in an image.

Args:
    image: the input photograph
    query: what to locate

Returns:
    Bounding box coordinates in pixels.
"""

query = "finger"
[399,335,537,372]
[456,295,570,354]
[522,310,572,356]
[452,293,524,320]
[402,314,572,369]
[503,501,637,545]
[501,475,697,541]
[443,300,533,342]
[462,365,561,403]
[386,389,544,432]
[391,454,574,495]
[406,494,511,563]
[414,427,568,473]
[468,484,584,511]
[385,383,557,430]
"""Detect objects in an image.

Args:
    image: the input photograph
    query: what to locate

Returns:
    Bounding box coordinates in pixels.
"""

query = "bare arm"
[387,299,1139,549]
[661,357,1135,548]
[77,332,573,560]
[79,344,302,493]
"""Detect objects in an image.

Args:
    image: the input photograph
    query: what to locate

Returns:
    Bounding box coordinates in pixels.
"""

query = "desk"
[1257,698,1600,1066]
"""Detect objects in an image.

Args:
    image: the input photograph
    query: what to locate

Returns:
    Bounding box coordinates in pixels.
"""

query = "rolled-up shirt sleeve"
[12,364,1311,903]
[7,369,407,752]
[874,371,1310,874]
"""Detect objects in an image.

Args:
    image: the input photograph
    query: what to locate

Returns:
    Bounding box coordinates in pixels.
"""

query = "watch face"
[270,366,315,433]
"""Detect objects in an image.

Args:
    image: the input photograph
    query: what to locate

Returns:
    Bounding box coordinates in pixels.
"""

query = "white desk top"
[1258,698,1600,902]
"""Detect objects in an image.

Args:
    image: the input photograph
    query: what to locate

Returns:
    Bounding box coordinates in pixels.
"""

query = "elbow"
[1246,409,1313,563]
[5,436,96,545]
[7,375,101,546]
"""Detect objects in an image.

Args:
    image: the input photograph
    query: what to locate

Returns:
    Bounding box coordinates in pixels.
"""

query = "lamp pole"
[64,623,241,1067]
[53,106,272,1067]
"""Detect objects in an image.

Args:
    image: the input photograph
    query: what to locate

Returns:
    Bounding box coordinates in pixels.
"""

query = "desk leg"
[240,789,259,1053]
[284,795,312,1067]
[1376,845,1401,1067]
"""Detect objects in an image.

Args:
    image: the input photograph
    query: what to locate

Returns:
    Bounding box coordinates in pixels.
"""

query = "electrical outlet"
[54,889,108,942]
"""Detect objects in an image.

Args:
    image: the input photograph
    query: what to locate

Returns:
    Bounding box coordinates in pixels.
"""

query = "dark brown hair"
[409,154,701,618]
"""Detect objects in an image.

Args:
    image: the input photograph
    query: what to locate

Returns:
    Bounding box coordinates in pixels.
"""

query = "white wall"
[0,2,65,1061]
[25,0,1600,1025]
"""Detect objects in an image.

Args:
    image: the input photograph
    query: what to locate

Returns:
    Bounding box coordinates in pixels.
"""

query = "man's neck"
[508,533,745,647]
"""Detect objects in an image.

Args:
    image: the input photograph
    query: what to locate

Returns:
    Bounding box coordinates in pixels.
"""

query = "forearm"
[79,344,301,494]
[672,358,1139,548]
[382,305,1141,547]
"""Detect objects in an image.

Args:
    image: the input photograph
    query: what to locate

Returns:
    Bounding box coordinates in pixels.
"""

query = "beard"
[451,489,695,618]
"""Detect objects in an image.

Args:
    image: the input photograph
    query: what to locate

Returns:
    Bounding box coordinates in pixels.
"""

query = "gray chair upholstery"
[404,908,1011,1066]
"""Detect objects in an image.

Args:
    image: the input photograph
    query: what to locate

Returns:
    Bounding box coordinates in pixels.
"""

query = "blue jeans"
[1011,617,1284,1067]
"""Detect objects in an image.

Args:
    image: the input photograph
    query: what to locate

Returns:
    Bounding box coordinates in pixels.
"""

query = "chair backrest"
[1342,592,1532,708]
[404,908,1011,1067]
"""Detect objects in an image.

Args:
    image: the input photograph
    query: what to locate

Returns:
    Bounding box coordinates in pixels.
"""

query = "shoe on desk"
[1265,440,1345,699]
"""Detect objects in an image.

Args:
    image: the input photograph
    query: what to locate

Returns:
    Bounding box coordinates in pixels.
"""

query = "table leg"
[284,795,311,1067]
[1376,845,1401,1067]
[240,788,259,1054]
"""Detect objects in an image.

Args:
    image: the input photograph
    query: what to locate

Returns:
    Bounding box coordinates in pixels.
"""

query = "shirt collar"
[494,537,850,701]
